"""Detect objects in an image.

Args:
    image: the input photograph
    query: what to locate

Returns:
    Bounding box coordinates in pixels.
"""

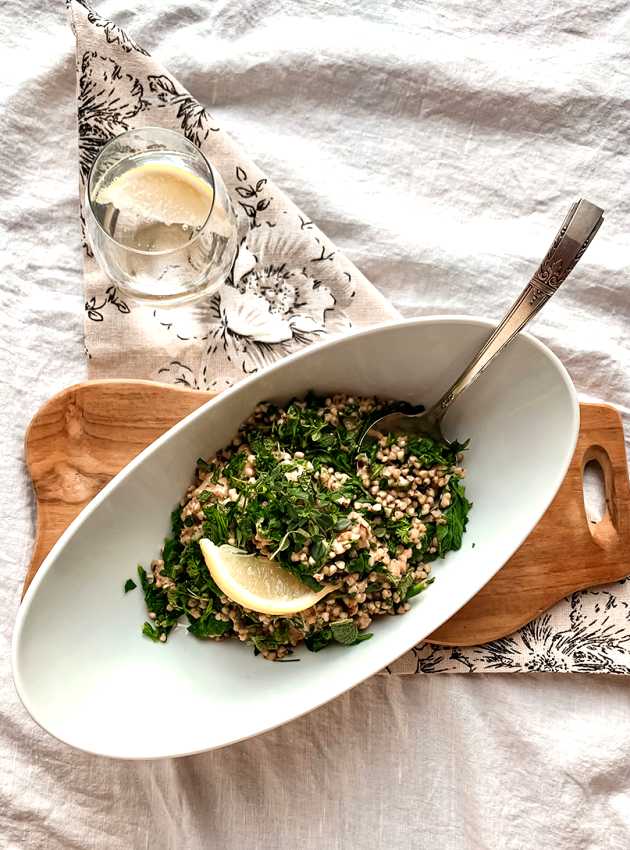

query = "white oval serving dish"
[13,317,579,759]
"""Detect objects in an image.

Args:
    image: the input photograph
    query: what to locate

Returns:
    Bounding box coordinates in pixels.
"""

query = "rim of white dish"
[12,316,580,758]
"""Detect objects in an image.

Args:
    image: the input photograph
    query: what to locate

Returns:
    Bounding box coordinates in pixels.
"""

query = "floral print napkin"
[69,0,398,391]
[68,1,630,674]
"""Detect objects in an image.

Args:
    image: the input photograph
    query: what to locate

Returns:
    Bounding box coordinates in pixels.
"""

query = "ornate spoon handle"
[429,199,604,424]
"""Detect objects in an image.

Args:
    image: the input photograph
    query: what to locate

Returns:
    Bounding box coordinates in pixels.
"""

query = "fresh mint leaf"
[310,538,327,565]
[330,619,358,645]
[334,517,351,532]
[187,613,231,638]
[397,572,415,600]
[329,619,373,647]
[305,627,333,652]
[354,632,373,644]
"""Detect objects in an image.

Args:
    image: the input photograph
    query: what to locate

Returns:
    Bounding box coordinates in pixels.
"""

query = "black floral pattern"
[156,360,199,389]
[88,11,149,55]
[387,586,630,675]
[70,0,149,55]
[78,51,148,177]
[234,166,271,228]
[148,75,220,145]
[85,286,130,322]
[79,208,92,256]
[195,227,353,388]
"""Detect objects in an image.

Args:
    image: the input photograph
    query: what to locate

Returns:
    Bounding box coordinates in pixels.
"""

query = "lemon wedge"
[100,162,214,228]
[199,539,338,616]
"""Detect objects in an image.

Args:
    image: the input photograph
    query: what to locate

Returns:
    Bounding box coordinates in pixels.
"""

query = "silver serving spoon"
[359,199,604,449]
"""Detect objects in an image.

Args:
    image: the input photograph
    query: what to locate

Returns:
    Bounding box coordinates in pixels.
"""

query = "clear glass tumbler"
[85,127,238,305]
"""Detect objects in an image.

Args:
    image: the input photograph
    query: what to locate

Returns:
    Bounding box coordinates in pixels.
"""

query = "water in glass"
[86,128,238,304]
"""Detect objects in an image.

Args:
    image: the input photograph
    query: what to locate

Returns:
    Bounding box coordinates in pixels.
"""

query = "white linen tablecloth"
[2,1,630,847]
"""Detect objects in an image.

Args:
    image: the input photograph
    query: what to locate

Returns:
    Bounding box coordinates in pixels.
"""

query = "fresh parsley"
[305,619,373,652]
[134,393,471,659]
[435,478,472,557]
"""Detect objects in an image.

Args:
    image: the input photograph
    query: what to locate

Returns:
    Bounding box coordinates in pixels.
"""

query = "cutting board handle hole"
[583,458,607,524]
[582,444,620,548]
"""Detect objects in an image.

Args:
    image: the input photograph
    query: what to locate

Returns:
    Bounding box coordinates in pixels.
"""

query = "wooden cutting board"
[23,380,630,646]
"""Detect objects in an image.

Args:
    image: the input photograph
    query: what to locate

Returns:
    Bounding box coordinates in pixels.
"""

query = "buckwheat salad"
[133,393,471,660]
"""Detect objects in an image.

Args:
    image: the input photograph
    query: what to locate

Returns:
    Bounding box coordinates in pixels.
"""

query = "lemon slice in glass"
[199,539,338,616]
[100,162,214,229]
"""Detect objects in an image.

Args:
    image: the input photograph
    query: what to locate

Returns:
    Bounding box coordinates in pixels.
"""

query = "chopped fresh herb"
[170,506,183,538]
[330,619,359,645]
[397,572,415,600]
[202,504,230,545]
[305,627,333,652]
[196,457,212,473]
[187,612,231,638]
[348,551,371,576]
[124,578,137,594]
[306,620,373,652]
[405,435,469,469]
[134,393,471,661]
[137,564,185,641]
[435,478,472,557]
[405,577,435,599]
[142,622,160,642]
[162,536,182,576]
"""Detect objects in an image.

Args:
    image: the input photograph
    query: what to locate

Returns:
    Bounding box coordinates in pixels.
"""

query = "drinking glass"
[85,127,238,305]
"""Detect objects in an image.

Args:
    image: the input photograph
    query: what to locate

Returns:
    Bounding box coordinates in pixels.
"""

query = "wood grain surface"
[23,380,630,646]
